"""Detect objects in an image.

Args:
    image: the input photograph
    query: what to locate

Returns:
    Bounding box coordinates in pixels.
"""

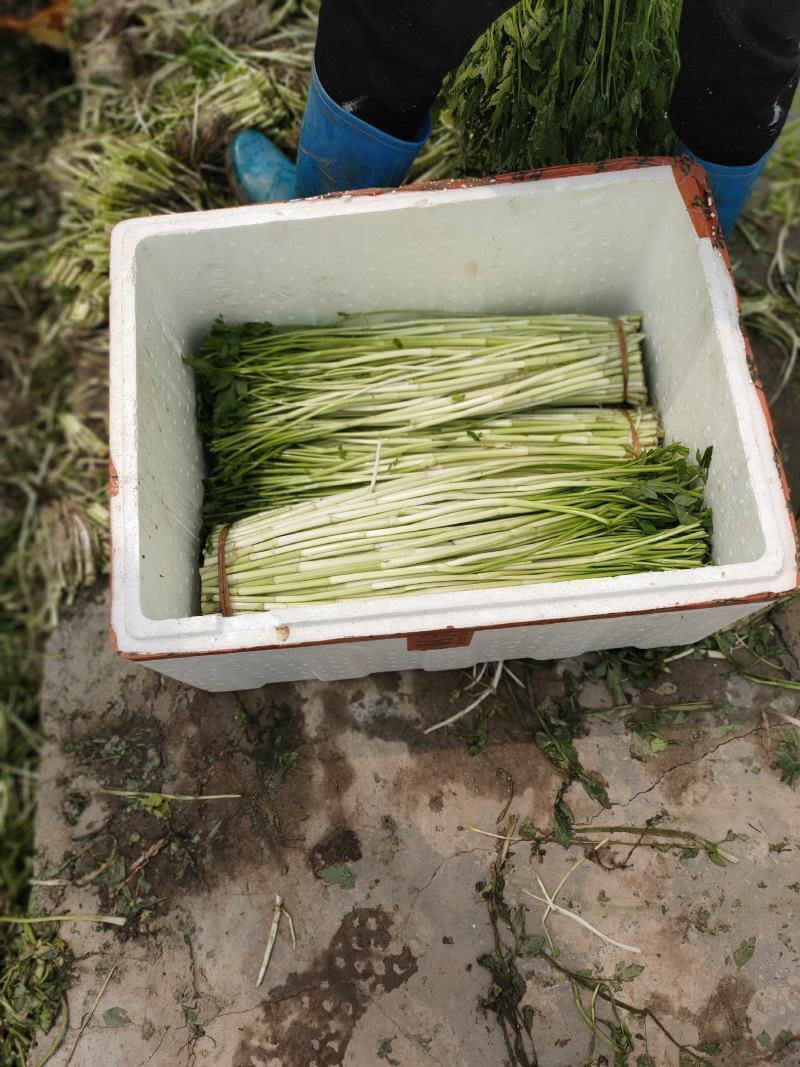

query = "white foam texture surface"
[109,166,797,690]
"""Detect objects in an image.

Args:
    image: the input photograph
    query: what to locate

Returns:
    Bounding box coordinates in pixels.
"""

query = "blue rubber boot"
[677,141,773,238]
[294,64,431,198]
[228,64,431,204]
[227,129,296,204]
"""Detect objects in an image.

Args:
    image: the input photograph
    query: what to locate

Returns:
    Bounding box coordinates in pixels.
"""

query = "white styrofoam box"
[109,158,798,692]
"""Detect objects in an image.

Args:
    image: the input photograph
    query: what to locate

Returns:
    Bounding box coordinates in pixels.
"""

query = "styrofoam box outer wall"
[109,161,798,691]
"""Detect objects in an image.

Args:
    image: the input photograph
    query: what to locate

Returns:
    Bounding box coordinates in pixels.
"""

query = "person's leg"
[229,0,514,202]
[314,0,514,142]
[670,0,800,234]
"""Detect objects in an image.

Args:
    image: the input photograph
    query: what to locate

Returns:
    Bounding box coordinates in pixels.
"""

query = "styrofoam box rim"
[109,166,798,657]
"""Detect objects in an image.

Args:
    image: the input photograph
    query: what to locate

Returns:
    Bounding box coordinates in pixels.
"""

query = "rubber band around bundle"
[217,523,233,617]
[613,317,629,403]
[621,409,642,455]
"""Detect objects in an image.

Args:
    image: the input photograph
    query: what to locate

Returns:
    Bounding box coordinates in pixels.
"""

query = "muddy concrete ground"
[28,590,800,1067]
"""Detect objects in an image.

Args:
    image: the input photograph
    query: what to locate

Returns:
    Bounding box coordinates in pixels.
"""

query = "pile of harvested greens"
[192,312,713,613]
[193,312,649,521]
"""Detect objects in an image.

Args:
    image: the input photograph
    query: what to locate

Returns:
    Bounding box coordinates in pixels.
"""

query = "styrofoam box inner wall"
[111,166,797,658]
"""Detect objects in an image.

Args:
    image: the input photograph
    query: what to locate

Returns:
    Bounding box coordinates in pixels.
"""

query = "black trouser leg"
[315,0,516,140]
[669,0,800,165]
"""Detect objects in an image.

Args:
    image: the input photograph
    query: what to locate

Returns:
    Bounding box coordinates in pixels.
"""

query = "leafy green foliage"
[478,944,526,1017]
[477,866,540,1067]
[532,698,611,808]
[268,750,300,793]
[477,816,748,1066]
[611,1021,635,1059]
[528,670,612,814]
[135,793,172,820]
[45,4,317,329]
[443,0,680,175]
[63,791,89,827]
[553,790,575,847]
[501,665,615,846]
[692,907,730,937]
[456,702,502,757]
[518,818,538,841]
[517,934,546,958]
[64,727,163,787]
[772,733,800,787]
[626,709,674,760]
[591,582,787,709]
[592,645,680,705]
[0,924,70,1064]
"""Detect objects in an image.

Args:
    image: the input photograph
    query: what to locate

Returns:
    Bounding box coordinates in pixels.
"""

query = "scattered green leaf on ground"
[316,864,356,890]
[614,962,645,983]
[102,1006,131,1027]
[696,1040,722,1055]
[733,937,756,969]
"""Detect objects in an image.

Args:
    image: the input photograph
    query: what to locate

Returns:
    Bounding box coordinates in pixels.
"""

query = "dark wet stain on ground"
[236,906,417,1067]
[696,973,757,1063]
[309,824,363,873]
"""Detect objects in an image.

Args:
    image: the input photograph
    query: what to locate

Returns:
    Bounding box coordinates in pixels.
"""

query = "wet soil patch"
[236,905,417,1067]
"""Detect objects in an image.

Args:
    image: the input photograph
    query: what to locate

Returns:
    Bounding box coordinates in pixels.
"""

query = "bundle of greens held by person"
[190,311,651,524]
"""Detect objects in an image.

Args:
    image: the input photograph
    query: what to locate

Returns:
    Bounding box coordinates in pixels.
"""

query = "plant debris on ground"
[477,821,739,1067]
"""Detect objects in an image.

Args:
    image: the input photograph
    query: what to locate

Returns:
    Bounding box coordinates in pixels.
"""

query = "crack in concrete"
[397,849,483,937]
[207,1000,265,1022]
[583,802,609,827]
[176,910,204,1067]
[366,993,445,1066]
[617,727,760,808]
[264,982,321,1006]
[135,1025,172,1067]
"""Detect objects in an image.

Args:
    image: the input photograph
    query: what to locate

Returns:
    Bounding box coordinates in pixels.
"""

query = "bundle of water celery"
[220,407,662,514]
[190,312,712,614]
[194,312,648,519]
